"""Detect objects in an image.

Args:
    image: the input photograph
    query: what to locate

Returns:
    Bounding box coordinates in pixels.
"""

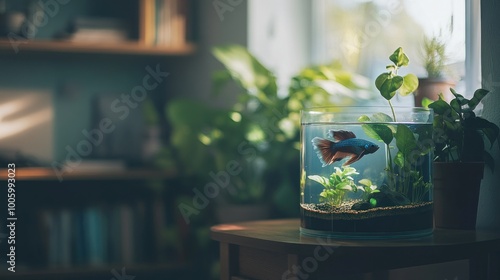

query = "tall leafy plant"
[359,48,431,202]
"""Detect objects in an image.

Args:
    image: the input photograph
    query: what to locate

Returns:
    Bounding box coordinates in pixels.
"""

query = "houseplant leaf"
[428,97,451,115]
[468,88,489,110]
[389,47,409,67]
[450,88,469,106]
[376,74,403,100]
[212,45,278,104]
[399,74,419,96]
[470,117,500,148]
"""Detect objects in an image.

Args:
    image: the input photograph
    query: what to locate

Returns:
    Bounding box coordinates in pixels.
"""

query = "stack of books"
[66,17,130,43]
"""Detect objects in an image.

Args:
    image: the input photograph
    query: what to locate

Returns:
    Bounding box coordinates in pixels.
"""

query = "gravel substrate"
[301,200,433,220]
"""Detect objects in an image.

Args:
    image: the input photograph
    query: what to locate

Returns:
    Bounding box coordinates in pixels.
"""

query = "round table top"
[211,218,500,262]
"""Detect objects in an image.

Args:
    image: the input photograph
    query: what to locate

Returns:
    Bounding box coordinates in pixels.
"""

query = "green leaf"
[394,151,405,167]
[361,124,394,145]
[372,112,394,122]
[473,117,500,148]
[308,175,329,187]
[359,113,396,135]
[212,45,278,104]
[369,198,378,207]
[358,115,371,122]
[450,99,462,115]
[428,97,451,115]
[389,47,410,67]
[450,88,469,106]
[399,74,419,96]
[358,179,372,187]
[339,182,354,191]
[379,75,404,100]
[396,125,417,156]
[375,73,390,92]
[468,88,489,110]
[421,97,433,108]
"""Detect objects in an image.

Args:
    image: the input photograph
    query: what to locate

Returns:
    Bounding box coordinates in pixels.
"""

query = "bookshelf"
[0,1,198,278]
[0,39,196,56]
[0,167,177,181]
[0,0,195,56]
[0,169,192,279]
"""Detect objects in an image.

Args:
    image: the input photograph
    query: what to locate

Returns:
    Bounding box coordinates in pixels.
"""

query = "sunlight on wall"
[0,91,53,162]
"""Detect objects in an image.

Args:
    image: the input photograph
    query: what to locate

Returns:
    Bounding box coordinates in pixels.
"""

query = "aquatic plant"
[358,179,380,201]
[308,166,378,206]
[308,166,359,206]
[359,48,432,202]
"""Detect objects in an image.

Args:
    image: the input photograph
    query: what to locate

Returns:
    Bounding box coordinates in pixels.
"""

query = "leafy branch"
[375,47,419,121]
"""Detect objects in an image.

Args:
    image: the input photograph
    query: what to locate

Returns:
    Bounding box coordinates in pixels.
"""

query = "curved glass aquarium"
[300,107,433,239]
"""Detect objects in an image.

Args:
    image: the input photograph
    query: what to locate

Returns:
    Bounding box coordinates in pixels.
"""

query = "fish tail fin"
[311,137,336,167]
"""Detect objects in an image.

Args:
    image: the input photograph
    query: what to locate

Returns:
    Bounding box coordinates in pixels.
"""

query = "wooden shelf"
[0,39,196,56]
[0,167,176,181]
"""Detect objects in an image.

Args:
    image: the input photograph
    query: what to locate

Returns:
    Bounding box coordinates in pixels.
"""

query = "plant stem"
[385,143,395,190]
[388,100,397,122]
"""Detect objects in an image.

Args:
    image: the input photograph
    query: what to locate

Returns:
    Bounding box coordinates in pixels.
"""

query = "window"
[311,0,481,102]
[248,0,480,101]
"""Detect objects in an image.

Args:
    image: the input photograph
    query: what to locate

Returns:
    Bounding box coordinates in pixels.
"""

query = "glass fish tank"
[300,107,433,239]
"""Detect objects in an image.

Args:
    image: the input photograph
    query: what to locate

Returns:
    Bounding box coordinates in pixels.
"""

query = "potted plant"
[428,88,500,229]
[414,35,455,107]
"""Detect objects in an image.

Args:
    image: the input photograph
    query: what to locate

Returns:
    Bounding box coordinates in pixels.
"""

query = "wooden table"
[211,219,500,280]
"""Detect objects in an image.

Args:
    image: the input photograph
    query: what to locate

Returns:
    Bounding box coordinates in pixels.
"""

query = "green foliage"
[421,35,448,78]
[358,179,380,201]
[164,45,368,206]
[358,48,432,202]
[309,167,379,206]
[375,48,419,106]
[359,113,432,202]
[428,88,500,171]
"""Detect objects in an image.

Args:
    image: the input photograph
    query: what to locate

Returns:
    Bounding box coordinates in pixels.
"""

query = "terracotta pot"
[433,162,484,230]
[414,78,455,107]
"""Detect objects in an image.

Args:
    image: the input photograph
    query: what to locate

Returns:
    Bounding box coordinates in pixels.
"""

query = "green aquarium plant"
[308,166,378,207]
[359,47,432,202]
[427,88,500,171]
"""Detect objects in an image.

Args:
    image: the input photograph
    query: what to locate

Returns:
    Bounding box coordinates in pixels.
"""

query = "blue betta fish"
[312,130,379,167]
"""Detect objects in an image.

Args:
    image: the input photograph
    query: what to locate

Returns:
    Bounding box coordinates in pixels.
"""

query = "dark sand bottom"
[300,201,433,237]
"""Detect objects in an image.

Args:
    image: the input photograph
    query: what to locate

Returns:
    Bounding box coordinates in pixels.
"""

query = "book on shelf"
[139,0,189,47]
[37,199,170,268]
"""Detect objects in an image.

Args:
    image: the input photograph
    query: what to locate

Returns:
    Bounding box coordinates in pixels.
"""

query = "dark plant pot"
[414,78,455,107]
[433,162,484,230]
